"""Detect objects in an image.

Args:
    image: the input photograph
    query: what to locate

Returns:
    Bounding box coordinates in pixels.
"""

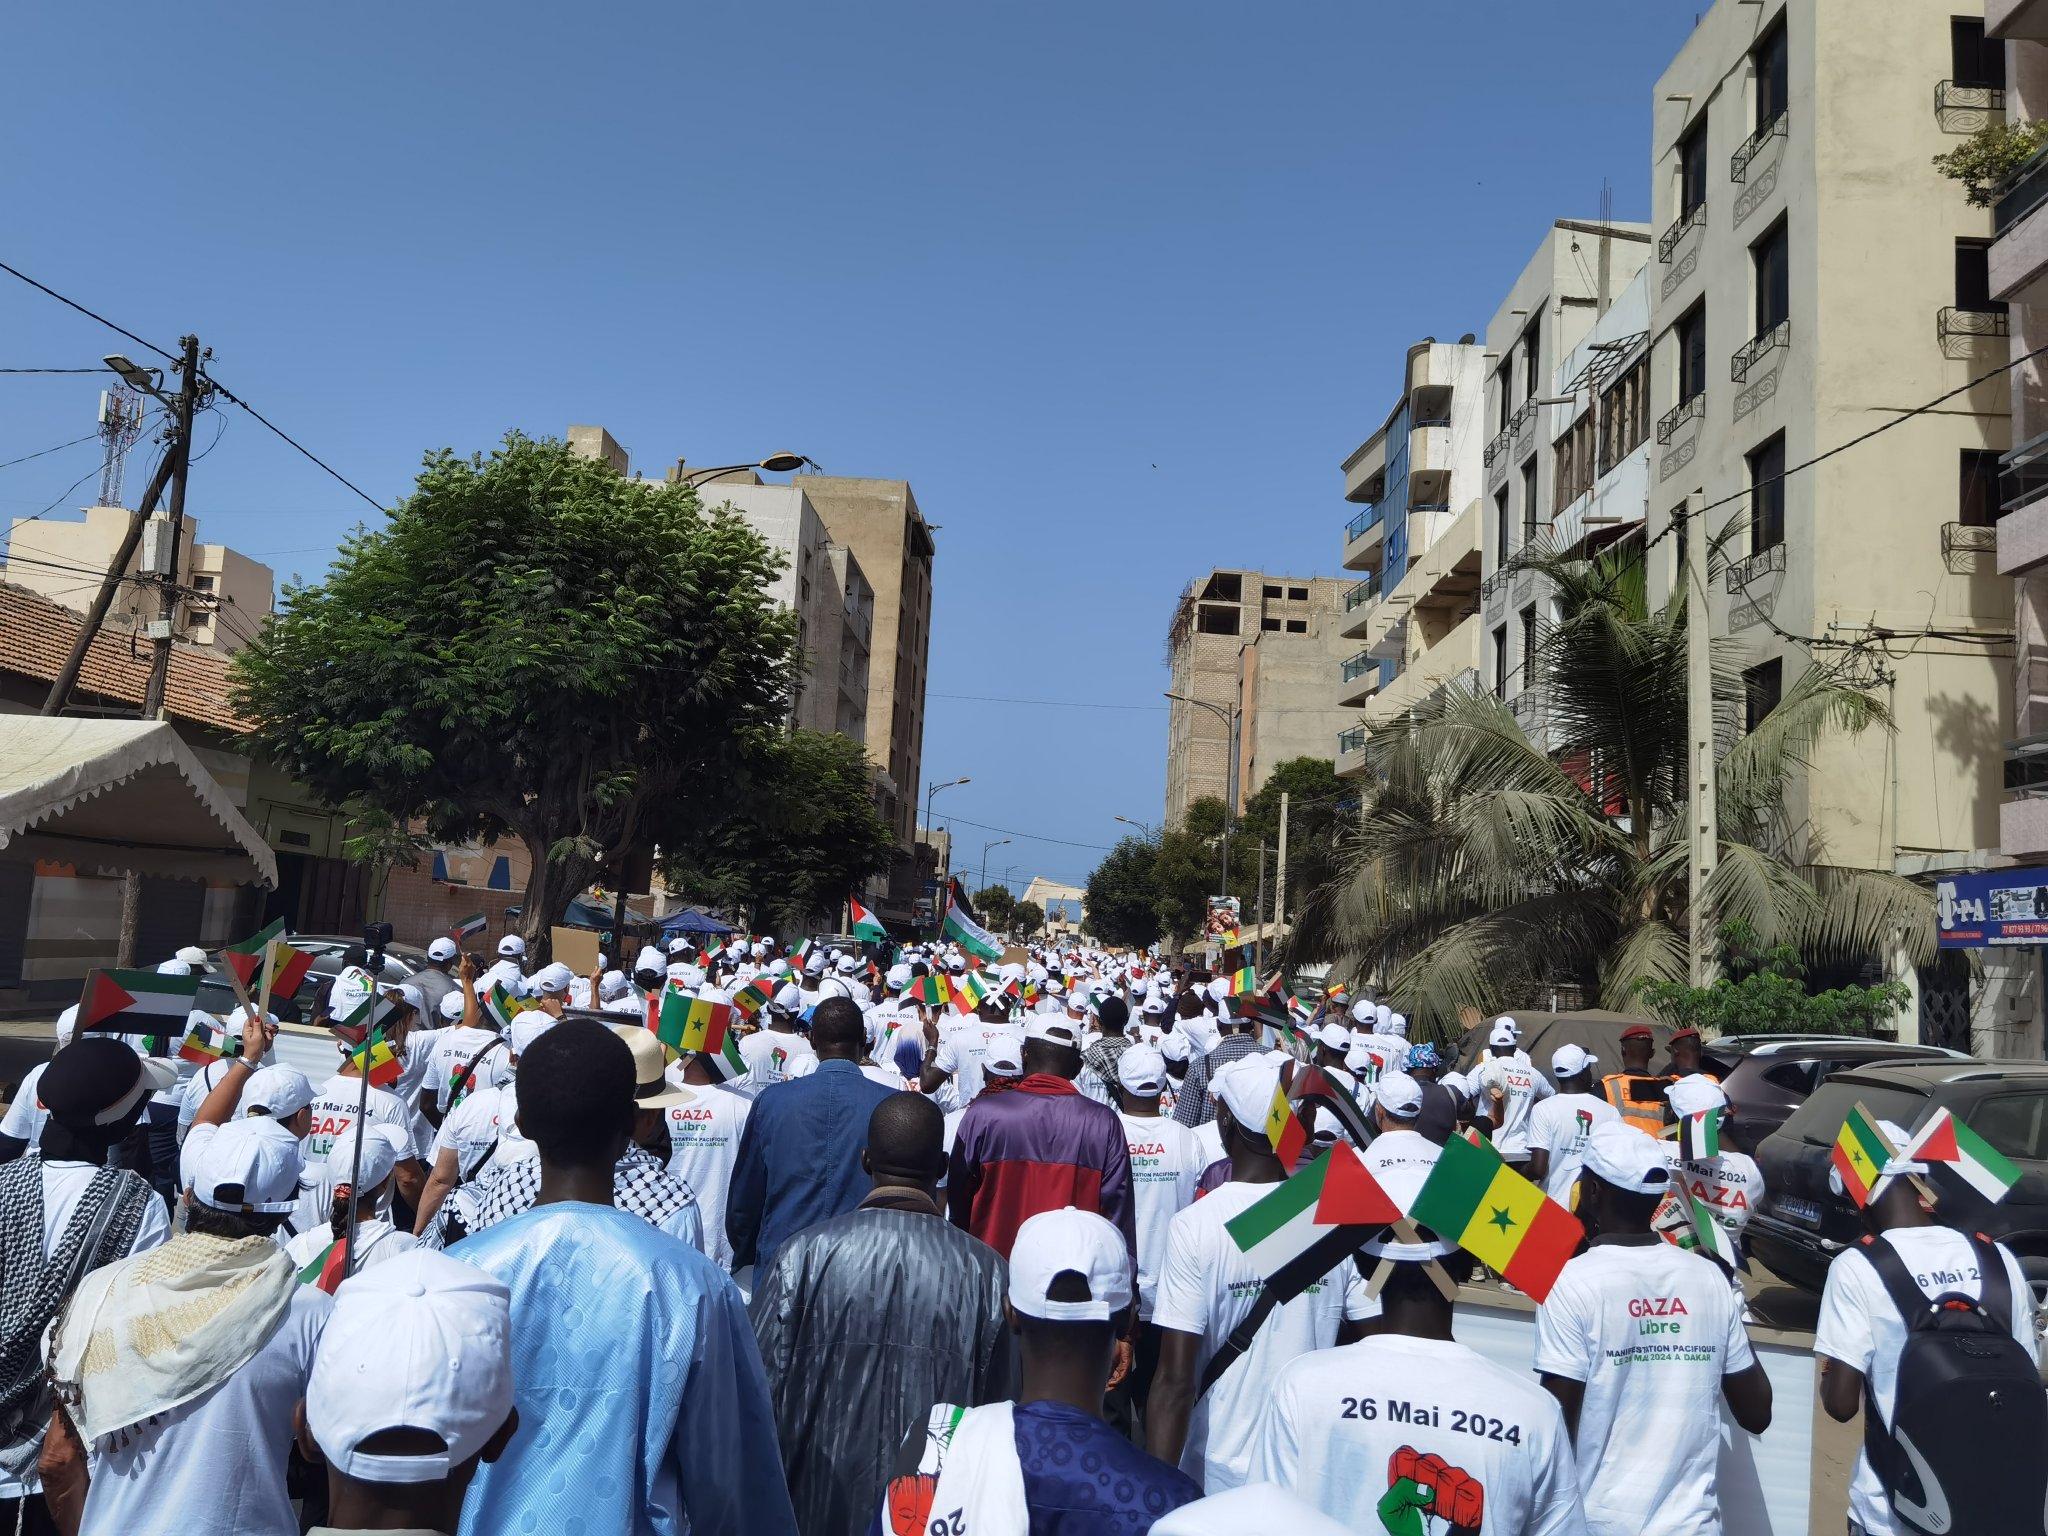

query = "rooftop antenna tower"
[97,382,144,508]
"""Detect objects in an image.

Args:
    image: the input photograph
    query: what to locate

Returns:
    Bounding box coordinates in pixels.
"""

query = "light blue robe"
[454,1200,797,1536]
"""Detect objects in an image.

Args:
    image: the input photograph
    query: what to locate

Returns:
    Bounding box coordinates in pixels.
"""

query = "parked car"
[1702,1034,1970,1143]
[199,935,427,1024]
[1747,1061,2048,1315]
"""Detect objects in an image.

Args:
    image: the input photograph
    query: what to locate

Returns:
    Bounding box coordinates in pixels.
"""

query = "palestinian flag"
[77,968,199,1033]
[1682,1195,1738,1270]
[941,902,1003,964]
[1265,1080,1308,1165]
[1830,1105,1892,1209]
[221,919,285,988]
[483,982,530,1033]
[1676,1108,1720,1161]
[178,1020,230,1065]
[333,989,397,1048]
[851,898,888,944]
[262,940,315,1003]
[656,987,734,1056]
[1234,992,1293,1035]
[1410,1128,1582,1301]
[791,939,815,968]
[1227,966,1259,996]
[705,1027,747,1082]
[949,971,990,1015]
[298,1236,348,1293]
[909,975,948,1009]
[1224,1141,1399,1291]
[1904,1108,2022,1204]
[730,976,776,1020]
[447,911,486,944]
[348,1031,402,1089]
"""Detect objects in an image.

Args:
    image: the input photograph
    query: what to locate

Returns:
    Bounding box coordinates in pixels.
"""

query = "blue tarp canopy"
[560,895,653,929]
[657,905,738,936]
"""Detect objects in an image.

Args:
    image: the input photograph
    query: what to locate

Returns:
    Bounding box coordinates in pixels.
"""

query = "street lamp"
[680,452,815,489]
[1114,815,1157,838]
[980,839,1010,892]
[1164,690,1240,894]
[924,776,970,893]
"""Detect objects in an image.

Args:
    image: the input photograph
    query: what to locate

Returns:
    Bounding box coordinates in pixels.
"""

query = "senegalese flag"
[656,987,735,1056]
[1676,1108,1720,1161]
[730,976,776,1020]
[348,1030,402,1089]
[178,1019,230,1065]
[298,1236,348,1294]
[483,982,530,1033]
[262,940,315,1004]
[949,970,990,1015]
[1227,966,1259,997]
[851,898,888,944]
[1224,1140,1400,1290]
[1213,927,1242,949]
[1265,1080,1308,1165]
[909,975,948,1009]
[221,919,285,988]
[1830,1105,1892,1209]
[447,911,487,944]
[1410,1128,1582,1301]
[333,988,397,1048]
[1904,1107,2022,1204]
[941,902,1003,964]
[77,968,200,1033]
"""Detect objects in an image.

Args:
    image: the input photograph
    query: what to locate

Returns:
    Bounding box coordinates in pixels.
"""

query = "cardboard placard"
[550,926,602,976]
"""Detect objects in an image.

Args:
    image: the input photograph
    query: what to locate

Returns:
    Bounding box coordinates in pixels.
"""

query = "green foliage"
[231,433,800,954]
[1182,796,1228,840]
[659,727,897,935]
[1084,836,1163,949]
[1236,757,1350,923]
[1012,900,1045,936]
[1634,923,1912,1038]
[1933,119,2048,207]
[1150,822,1222,940]
[974,884,1018,932]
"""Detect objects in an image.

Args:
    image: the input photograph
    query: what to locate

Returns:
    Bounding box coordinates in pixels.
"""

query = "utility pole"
[39,448,176,717]
[1684,492,1718,986]
[1275,790,1290,940]
[1254,842,1268,970]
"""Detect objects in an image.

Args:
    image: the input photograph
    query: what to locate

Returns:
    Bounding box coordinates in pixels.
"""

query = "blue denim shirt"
[726,1058,899,1271]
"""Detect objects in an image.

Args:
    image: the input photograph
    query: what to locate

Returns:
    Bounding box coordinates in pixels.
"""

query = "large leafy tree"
[1085,835,1163,949]
[1236,756,1351,925]
[1290,546,1934,1037]
[974,885,1019,932]
[232,433,800,955]
[1012,900,1045,936]
[658,726,898,935]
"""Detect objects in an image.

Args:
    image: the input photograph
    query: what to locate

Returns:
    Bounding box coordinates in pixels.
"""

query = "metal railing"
[1935,79,2006,116]
[1337,726,1368,756]
[1479,569,1510,606]
[1730,109,1788,184]
[1658,202,1706,263]
[1942,521,1998,574]
[1509,397,1539,437]
[1341,650,1378,685]
[1656,391,1706,444]
[1731,318,1790,382]
[1938,306,2010,343]
[1997,140,2048,235]
[1345,503,1384,544]
[1412,411,1453,429]
[1484,431,1512,467]
[1724,541,1786,593]
[1342,574,1380,611]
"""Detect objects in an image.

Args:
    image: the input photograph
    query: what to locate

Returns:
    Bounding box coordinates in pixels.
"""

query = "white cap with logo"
[496,935,525,959]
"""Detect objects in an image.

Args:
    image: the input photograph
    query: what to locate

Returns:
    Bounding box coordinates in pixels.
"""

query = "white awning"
[0,717,278,887]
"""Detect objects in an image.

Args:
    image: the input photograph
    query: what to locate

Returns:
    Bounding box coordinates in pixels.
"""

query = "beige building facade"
[2,505,274,653]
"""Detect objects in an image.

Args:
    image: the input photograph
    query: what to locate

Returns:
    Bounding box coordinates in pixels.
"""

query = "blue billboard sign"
[1936,867,2048,947]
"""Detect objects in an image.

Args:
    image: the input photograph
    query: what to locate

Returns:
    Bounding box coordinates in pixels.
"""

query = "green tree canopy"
[231,433,799,956]
[1012,899,1045,936]
[1085,835,1162,949]
[658,727,897,935]
[1635,923,1911,1038]
[974,884,1018,932]
[1236,756,1351,926]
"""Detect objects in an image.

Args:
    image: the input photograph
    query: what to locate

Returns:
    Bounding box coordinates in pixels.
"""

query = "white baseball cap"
[1211,1056,1284,1133]
[1024,1017,1083,1050]
[1373,1071,1424,1120]
[1581,1123,1673,1195]
[314,1120,407,1200]
[1385,1012,1410,1039]
[382,983,426,1016]
[156,958,193,977]
[437,991,467,1022]
[1317,1022,1353,1052]
[598,969,631,1002]
[633,946,666,975]
[426,937,459,963]
[1157,1029,1192,1064]
[1116,1044,1167,1095]
[1349,999,1375,1027]
[307,1248,514,1484]
[1550,1043,1599,1078]
[772,982,804,1013]
[1488,1019,1520,1048]
[886,963,913,989]
[1667,1072,1727,1119]
[983,1031,1026,1079]
[530,962,574,997]
[1008,1207,1132,1322]
[1358,1165,1458,1262]
[174,945,209,967]
[241,1065,315,1121]
[508,1012,557,1058]
[496,935,525,958]
[190,1117,304,1214]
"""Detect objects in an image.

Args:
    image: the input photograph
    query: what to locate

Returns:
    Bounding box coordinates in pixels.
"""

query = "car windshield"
[1782,1078,1931,1146]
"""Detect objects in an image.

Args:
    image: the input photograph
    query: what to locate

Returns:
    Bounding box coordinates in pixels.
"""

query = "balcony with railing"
[1338,649,1384,708]
[1939,306,2010,345]
[1656,391,1705,445]
[1509,396,1539,441]
[1724,542,1786,593]
[1935,79,2006,130]
[1336,724,1370,780]
[1343,502,1387,570]
[1730,109,1787,184]
[1658,202,1706,263]
[1731,319,1790,382]
[1340,573,1381,638]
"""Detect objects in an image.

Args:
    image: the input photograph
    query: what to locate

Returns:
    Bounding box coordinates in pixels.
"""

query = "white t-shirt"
[1667,1151,1764,1247]
[661,1085,751,1270]
[933,1019,1011,1109]
[295,1074,423,1234]
[1471,1052,1553,1158]
[1814,1227,2038,1536]
[424,1026,507,1113]
[1116,1110,1202,1320]
[1360,1127,1442,1181]
[1151,1179,1379,1493]
[740,1029,815,1092]
[1527,1092,1621,1205]
[283,1216,414,1277]
[433,1083,517,1183]
[78,1287,331,1536]
[1191,1119,1225,1178]
[1534,1240,1756,1536]
[0,1061,49,1149]
[1250,1333,1585,1536]
[1350,1033,1406,1084]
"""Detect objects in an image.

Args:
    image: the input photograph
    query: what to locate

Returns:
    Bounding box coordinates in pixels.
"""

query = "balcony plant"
[1933,118,2048,207]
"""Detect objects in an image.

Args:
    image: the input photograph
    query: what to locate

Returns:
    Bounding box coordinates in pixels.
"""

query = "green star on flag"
[1488,1207,1516,1233]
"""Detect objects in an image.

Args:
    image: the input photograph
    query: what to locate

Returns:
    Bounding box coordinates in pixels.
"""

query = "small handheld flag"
[447,912,487,945]
[949,971,990,1015]
[483,982,531,1033]
[851,898,888,944]
[1224,1141,1399,1289]
[730,976,776,1020]
[1675,1108,1720,1161]
[1409,1129,1583,1301]
[221,919,285,988]
[77,969,200,1034]
[1830,1105,1892,1209]
[909,975,947,1009]
[178,1020,231,1065]
[1682,1195,1738,1270]
[1265,1080,1308,1166]
[261,940,315,1006]
[348,1032,402,1089]
[1227,966,1259,997]
[1903,1107,2022,1205]
[298,1237,348,1293]
[655,987,735,1056]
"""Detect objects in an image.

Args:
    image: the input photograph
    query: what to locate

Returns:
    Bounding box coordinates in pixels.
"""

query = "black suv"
[1746,1061,2048,1314]
[1701,1034,1969,1144]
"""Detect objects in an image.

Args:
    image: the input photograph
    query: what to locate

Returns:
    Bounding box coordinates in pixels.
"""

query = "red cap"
[1619,1025,1654,1041]
[1668,1027,1700,1043]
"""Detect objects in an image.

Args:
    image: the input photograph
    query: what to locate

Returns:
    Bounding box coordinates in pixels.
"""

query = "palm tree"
[1290,544,1934,1037]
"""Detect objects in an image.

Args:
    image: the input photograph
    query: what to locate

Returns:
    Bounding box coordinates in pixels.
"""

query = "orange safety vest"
[1600,1071,1676,1136]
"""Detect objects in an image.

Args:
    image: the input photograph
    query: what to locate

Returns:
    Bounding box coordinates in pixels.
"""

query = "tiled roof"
[0,582,250,732]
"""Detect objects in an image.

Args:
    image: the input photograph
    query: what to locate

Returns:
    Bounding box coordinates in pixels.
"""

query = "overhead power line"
[0,261,178,364]
[0,432,99,474]
[935,812,1117,852]
[0,367,114,375]
[200,377,384,513]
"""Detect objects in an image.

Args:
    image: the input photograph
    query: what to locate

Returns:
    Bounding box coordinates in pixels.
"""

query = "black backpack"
[1860,1231,2048,1536]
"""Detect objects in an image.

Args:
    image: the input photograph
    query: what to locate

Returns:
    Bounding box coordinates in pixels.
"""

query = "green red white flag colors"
[77,968,199,1033]
[446,912,487,944]
[1224,1140,1399,1288]
[1903,1107,2022,1204]
[1830,1104,1892,1208]
[1409,1127,1582,1302]
[850,898,888,944]
[1675,1108,1720,1161]
[908,975,948,1009]
[705,1027,746,1082]
[483,982,531,1034]
[940,902,1004,964]
[299,1237,349,1293]
[222,919,285,988]
[178,1020,230,1065]
[729,976,776,1020]
[348,1031,402,1089]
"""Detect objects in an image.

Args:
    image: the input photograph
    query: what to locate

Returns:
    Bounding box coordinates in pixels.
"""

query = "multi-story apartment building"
[1334,338,1489,777]
[1644,0,2013,1048]
[2,505,274,653]
[1164,571,1354,820]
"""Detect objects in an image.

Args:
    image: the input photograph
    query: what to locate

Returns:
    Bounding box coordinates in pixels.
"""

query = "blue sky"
[0,2,1697,898]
